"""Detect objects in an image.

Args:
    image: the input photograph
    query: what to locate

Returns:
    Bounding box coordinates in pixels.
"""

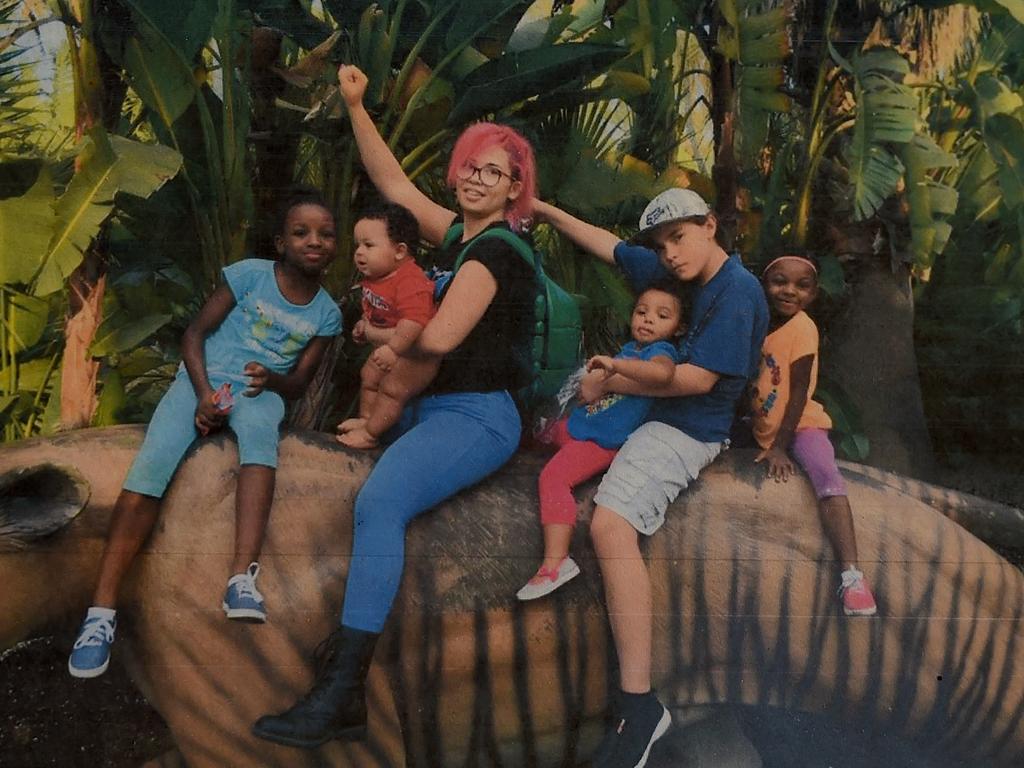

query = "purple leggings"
[791,428,847,499]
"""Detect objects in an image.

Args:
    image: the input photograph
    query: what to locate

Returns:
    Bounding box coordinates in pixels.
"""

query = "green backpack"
[441,224,582,409]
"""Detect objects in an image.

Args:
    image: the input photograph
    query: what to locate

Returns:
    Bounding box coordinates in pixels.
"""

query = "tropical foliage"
[0,0,1021,470]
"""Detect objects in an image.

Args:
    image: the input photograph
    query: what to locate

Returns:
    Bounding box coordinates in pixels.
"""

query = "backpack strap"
[441,222,464,252]
[446,225,542,277]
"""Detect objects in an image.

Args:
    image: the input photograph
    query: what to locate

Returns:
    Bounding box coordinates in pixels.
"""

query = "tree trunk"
[823,256,936,480]
[59,264,105,430]
[287,336,343,431]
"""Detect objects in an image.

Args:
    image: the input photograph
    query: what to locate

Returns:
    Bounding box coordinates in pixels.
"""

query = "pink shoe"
[840,569,878,616]
[516,557,580,601]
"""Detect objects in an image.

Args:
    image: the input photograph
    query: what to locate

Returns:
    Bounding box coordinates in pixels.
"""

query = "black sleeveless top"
[424,221,535,396]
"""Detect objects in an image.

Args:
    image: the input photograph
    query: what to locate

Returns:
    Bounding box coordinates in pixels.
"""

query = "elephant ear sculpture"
[1,425,1022,768]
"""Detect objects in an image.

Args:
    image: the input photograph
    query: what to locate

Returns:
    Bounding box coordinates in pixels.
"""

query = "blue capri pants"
[340,390,521,632]
[123,372,286,498]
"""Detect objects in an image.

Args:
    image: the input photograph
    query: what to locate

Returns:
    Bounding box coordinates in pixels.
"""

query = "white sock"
[840,568,863,586]
[86,606,116,622]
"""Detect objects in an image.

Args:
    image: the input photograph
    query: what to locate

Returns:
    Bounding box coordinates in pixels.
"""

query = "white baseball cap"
[635,188,712,243]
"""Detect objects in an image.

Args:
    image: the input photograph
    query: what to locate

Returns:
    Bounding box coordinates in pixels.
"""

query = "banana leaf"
[447,42,626,124]
[90,311,174,357]
[444,1,531,52]
[816,376,870,461]
[122,26,198,130]
[717,0,791,165]
[2,291,50,353]
[122,0,217,62]
[32,130,183,297]
[846,48,917,221]
[900,133,959,268]
[983,113,1024,210]
[971,73,1024,123]
[0,164,53,285]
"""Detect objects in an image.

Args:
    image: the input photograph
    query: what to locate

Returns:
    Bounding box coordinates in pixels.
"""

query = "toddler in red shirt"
[339,203,436,448]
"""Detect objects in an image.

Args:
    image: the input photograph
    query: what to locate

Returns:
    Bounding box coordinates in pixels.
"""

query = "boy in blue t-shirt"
[533,189,768,767]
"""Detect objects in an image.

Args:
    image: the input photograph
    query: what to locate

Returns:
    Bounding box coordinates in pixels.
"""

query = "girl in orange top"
[750,253,877,616]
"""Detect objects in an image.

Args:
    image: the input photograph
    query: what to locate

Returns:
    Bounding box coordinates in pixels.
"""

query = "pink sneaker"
[516,557,580,601]
[840,569,877,616]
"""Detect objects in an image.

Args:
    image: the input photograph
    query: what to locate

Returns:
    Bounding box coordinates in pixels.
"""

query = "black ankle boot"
[252,625,379,748]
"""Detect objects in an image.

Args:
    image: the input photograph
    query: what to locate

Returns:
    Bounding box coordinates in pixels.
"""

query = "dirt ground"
[0,636,173,767]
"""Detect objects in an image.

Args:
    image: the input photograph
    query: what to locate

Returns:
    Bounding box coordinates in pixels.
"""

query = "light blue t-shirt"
[192,259,342,384]
[567,340,680,449]
[613,243,768,443]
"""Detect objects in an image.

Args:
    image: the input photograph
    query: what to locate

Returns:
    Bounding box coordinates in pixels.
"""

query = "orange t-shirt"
[360,258,436,329]
[750,311,831,449]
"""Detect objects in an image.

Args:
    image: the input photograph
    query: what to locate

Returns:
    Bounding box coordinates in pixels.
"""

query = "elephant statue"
[1,425,1022,767]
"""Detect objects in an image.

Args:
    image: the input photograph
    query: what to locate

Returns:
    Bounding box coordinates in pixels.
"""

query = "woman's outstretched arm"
[339,65,456,245]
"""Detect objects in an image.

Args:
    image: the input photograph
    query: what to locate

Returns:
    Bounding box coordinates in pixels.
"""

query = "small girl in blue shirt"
[68,187,342,679]
[517,281,685,600]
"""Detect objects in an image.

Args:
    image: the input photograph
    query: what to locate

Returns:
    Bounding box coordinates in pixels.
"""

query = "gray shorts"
[594,421,725,535]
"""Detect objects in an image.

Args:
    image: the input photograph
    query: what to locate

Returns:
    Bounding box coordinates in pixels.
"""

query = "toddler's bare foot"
[338,427,379,450]
[336,417,368,435]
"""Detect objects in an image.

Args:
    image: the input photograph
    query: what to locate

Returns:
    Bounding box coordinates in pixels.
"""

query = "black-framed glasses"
[455,162,515,188]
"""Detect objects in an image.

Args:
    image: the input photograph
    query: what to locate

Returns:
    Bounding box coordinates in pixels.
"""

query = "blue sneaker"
[68,611,116,678]
[222,562,267,622]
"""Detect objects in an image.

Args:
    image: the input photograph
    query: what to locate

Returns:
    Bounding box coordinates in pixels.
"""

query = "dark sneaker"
[68,611,116,678]
[592,693,671,768]
[222,562,267,622]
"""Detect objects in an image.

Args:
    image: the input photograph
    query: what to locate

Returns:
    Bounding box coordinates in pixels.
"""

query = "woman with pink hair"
[253,65,540,749]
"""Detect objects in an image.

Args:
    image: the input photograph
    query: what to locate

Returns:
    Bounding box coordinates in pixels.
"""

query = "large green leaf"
[122,27,198,129]
[447,42,627,124]
[445,1,531,52]
[93,368,126,427]
[2,291,50,352]
[716,0,791,164]
[33,131,119,297]
[846,47,917,221]
[108,137,183,198]
[90,311,174,356]
[0,163,53,284]
[123,0,217,62]
[32,131,183,297]
[900,133,959,268]
[983,113,1024,210]
[971,73,1024,122]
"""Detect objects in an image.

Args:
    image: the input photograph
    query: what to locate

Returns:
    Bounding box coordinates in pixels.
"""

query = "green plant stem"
[22,350,60,438]
[407,149,443,183]
[399,128,450,172]
[793,0,842,247]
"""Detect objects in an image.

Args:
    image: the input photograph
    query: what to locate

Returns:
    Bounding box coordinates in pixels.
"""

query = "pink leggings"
[538,418,619,526]
[791,428,848,499]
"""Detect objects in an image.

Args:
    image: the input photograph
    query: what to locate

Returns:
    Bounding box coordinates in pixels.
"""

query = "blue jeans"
[340,390,521,632]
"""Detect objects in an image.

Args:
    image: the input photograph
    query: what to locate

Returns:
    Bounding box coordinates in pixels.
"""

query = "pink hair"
[446,122,536,231]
